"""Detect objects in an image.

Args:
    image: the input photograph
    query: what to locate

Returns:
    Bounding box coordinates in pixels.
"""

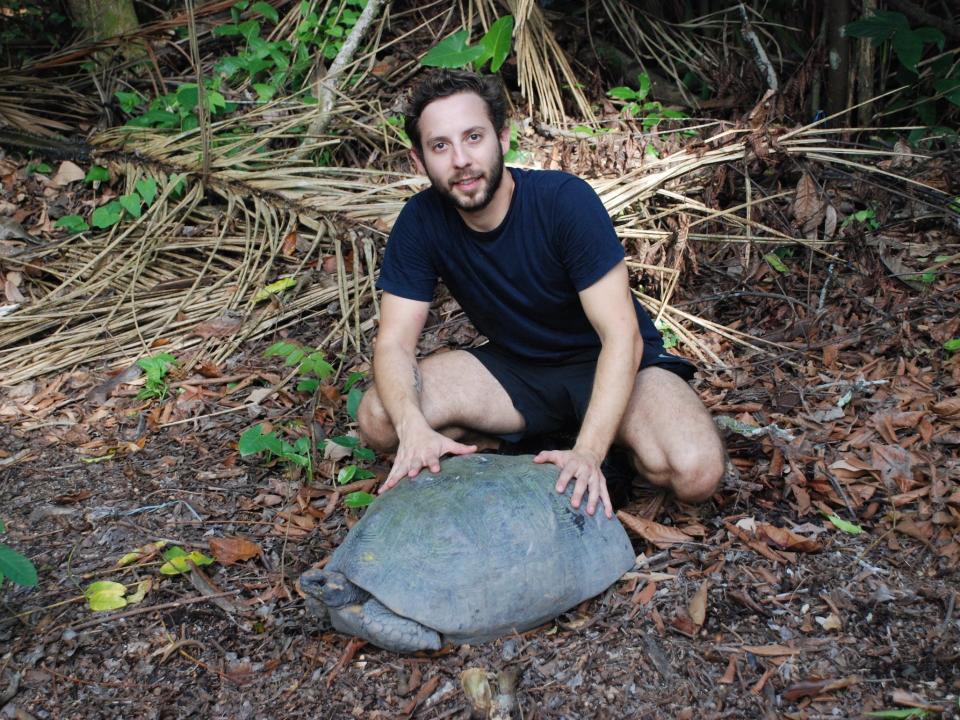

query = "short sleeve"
[553,177,624,291]
[376,198,438,302]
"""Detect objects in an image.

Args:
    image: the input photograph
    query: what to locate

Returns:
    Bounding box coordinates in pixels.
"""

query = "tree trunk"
[825,0,851,123]
[66,0,140,42]
[856,0,877,126]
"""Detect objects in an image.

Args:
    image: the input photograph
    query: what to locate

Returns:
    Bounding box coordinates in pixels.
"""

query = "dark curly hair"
[404,70,508,155]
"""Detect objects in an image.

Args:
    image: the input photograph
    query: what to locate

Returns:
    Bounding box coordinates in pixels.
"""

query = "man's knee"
[671,443,725,504]
[356,386,397,453]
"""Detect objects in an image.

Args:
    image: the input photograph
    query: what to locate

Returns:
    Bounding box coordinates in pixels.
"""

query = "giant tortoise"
[300,453,635,652]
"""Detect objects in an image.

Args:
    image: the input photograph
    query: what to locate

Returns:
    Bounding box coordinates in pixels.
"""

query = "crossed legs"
[358,352,725,503]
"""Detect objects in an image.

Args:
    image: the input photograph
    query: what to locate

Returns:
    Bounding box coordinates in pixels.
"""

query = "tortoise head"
[300,568,369,609]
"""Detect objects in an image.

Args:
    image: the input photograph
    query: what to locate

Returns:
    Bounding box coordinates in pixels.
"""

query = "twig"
[739,4,778,92]
[64,591,241,632]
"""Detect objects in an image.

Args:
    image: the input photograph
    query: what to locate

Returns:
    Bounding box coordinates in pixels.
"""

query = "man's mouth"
[452,175,482,191]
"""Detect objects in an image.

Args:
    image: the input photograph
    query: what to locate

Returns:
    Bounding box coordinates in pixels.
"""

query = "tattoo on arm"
[413,364,423,394]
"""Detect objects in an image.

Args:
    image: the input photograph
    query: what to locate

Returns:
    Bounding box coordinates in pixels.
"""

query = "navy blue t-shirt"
[377,168,665,364]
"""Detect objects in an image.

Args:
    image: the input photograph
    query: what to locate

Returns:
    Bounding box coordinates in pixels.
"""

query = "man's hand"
[379,425,477,494]
[534,448,613,519]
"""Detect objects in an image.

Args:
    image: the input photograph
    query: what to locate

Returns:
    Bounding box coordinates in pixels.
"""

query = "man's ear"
[410,148,426,175]
[499,125,511,156]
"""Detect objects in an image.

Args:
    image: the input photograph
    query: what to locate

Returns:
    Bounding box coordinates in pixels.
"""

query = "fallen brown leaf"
[688,580,709,627]
[617,510,693,548]
[756,523,822,553]
[209,536,262,565]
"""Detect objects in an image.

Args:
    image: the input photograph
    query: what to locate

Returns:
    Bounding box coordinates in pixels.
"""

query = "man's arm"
[533,262,641,518]
[374,292,477,492]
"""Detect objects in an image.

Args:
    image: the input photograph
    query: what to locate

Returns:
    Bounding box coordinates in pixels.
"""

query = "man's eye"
[433,142,446,151]
[468,133,481,141]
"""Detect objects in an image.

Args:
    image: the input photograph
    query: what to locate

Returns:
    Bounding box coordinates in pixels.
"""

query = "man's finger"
[446,441,478,456]
[556,461,577,493]
[569,470,589,509]
[600,482,613,519]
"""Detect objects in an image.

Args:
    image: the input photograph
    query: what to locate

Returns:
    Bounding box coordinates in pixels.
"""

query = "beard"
[426,147,505,214]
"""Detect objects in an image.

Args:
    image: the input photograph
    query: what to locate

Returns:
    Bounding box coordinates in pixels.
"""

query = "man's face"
[412,92,510,213]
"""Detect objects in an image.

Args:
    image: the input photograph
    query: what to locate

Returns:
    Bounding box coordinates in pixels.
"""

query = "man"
[357,70,724,519]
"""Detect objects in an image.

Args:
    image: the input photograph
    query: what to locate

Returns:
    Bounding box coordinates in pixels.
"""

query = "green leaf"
[254,83,277,101]
[607,86,639,100]
[337,464,358,484]
[239,424,284,457]
[480,15,514,73]
[636,73,651,101]
[251,1,279,23]
[85,580,127,611]
[912,26,945,51]
[254,277,297,302]
[0,543,38,586]
[352,445,375,463]
[823,513,863,535]
[763,252,790,274]
[865,710,930,719]
[91,201,123,229]
[160,547,214,575]
[113,90,143,113]
[264,340,299,359]
[135,178,158,205]
[212,23,241,37]
[55,215,89,233]
[206,90,227,112]
[330,435,360,449]
[296,378,320,393]
[843,11,907,44]
[343,491,375,508]
[119,193,143,218]
[85,165,110,183]
[892,29,925,72]
[421,30,487,68]
[342,370,365,393]
[944,339,960,352]
[347,387,363,420]
[26,162,52,175]
[300,351,333,379]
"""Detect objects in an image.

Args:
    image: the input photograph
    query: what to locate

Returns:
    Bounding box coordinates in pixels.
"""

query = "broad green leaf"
[251,1,278,23]
[763,252,790,274]
[607,86,639,100]
[135,178,158,205]
[160,547,214,575]
[253,277,297,302]
[119,193,143,218]
[91,201,123,229]
[206,90,227,112]
[330,435,360,448]
[254,83,277,101]
[212,23,241,37]
[480,15,514,73]
[239,424,284,457]
[265,340,299,359]
[342,371,365,393]
[353,468,376,480]
[85,165,110,183]
[114,90,143,113]
[343,491,375,508]
[824,513,863,535]
[85,581,127,611]
[136,352,176,382]
[337,464,358,484]
[944,338,960,352]
[843,11,907,44]
[296,378,320,393]
[636,73,651,101]
[0,544,38,586]
[347,387,363,420]
[892,29,925,72]
[300,351,333,379]
[55,215,89,233]
[176,83,199,112]
[421,30,487,68]
[912,26,945,51]
[26,162,52,175]
[352,446,375,463]
[284,347,307,366]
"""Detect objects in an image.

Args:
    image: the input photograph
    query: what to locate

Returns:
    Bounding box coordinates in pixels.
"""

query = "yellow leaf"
[117,540,168,567]
[85,581,128,612]
[126,578,152,605]
[253,277,296,302]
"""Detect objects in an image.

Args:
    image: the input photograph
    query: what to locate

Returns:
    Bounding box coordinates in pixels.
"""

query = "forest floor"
[2,131,960,720]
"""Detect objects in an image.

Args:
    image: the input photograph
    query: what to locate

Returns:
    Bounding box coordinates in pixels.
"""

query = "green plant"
[124,81,230,131]
[90,176,159,230]
[328,435,377,507]
[25,162,51,175]
[420,15,514,72]
[654,319,679,350]
[0,520,37,587]
[944,338,960,353]
[54,215,89,233]
[841,208,880,231]
[136,351,177,401]
[607,74,689,131]
[845,11,958,143]
[239,423,314,472]
[264,340,334,392]
[85,165,109,183]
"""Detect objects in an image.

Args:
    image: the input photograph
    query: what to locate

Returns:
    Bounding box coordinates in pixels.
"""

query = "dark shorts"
[465,343,696,443]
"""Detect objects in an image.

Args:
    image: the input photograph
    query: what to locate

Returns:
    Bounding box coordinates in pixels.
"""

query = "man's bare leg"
[615,367,725,504]
[357,350,525,453]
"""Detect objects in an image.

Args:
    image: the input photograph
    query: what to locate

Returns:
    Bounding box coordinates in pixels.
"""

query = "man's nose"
[451,143,471,167]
